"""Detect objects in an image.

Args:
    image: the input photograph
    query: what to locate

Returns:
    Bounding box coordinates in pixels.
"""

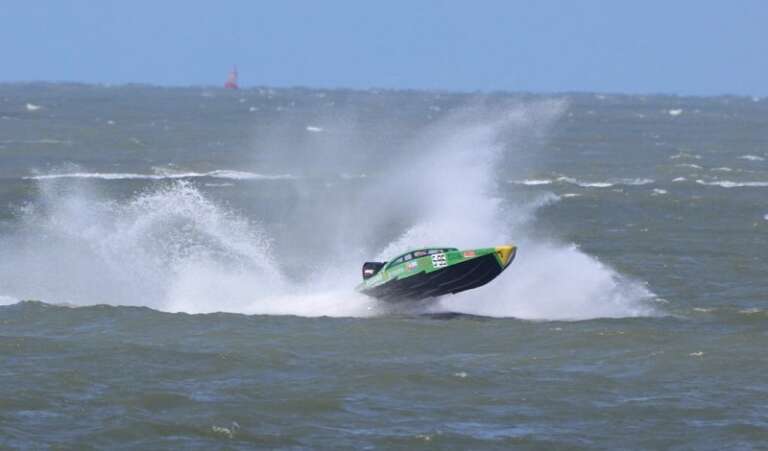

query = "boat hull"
[359,252,511,302]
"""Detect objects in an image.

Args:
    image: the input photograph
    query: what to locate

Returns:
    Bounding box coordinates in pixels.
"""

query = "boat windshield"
[386,248,457,269]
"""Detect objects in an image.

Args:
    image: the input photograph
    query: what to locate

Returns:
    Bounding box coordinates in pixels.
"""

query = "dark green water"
[1,84,767,448]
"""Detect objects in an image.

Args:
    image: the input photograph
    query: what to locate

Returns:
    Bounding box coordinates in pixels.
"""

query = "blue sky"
[2,1,766,95]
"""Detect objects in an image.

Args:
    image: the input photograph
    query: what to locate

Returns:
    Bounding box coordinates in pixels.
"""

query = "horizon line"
[0,80,763,100]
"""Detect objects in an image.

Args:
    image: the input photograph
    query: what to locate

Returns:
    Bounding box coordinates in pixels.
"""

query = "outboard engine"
[362,261,386,280]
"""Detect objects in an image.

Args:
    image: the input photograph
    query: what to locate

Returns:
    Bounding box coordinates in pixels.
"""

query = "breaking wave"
[24,170,295,181]
[511,177,654,189]
[695,180,768,188]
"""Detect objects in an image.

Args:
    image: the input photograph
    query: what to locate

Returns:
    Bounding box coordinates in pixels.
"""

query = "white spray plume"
[366,100,655,319]
[0,99,655,320]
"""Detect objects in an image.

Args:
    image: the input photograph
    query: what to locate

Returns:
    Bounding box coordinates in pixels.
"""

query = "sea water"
[1,84,766,448]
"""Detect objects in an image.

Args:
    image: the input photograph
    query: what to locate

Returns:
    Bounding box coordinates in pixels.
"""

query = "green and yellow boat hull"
[356,245,516,302]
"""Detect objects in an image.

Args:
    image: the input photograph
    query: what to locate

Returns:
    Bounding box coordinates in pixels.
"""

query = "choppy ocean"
[1,83,767,449]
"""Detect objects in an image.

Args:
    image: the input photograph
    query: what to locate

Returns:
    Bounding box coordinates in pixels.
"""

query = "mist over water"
[0,100,654,319]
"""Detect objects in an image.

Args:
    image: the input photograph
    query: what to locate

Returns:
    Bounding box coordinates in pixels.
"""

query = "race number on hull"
[431,253,447,268]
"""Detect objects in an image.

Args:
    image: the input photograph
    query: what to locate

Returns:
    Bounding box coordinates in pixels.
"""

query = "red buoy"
[224,65,239,89]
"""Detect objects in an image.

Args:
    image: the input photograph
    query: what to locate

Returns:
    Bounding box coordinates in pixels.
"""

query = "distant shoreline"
[0,81,762,100]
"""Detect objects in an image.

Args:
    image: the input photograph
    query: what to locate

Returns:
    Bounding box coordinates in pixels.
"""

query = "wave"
[510,179,553,186]
[689,305,768,322]
[739,155,765,162]
[511,177,653,189]
[669,153,701,160]
[0,138,73,145]
[620,178,655,186]
[578,181,614,188]
[24,170,296,181]
[695,180,768,188]
[528,176,768,190]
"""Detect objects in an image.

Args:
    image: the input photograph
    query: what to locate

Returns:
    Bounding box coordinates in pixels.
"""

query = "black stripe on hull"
[360,254,507,303]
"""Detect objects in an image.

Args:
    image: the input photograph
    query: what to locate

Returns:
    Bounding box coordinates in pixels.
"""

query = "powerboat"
[356,245,516,302]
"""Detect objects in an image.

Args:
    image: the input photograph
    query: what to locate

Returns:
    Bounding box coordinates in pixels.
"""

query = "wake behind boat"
[356,245,516,302]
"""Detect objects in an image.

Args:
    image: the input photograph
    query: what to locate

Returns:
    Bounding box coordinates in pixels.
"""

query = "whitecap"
[619,178,655,186]
[554,176,649,188]
[652,189,667,195]
[676,163,703,169]
[339,173,368,180]
[669,153,701,160]
[211,422,240,439]
[25,103,42,111]
[305,125,324,132]
[579,182,614,188]
[24,170,296,181]
[562,193,580,198]
[668,109,683,116]
[739,155,765,162]
[0,139,72,145]
[695,180,768,188]
[711,167,733,172]
[555,176,613,188]
[510,179,553,186]
[672,177,687,182]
